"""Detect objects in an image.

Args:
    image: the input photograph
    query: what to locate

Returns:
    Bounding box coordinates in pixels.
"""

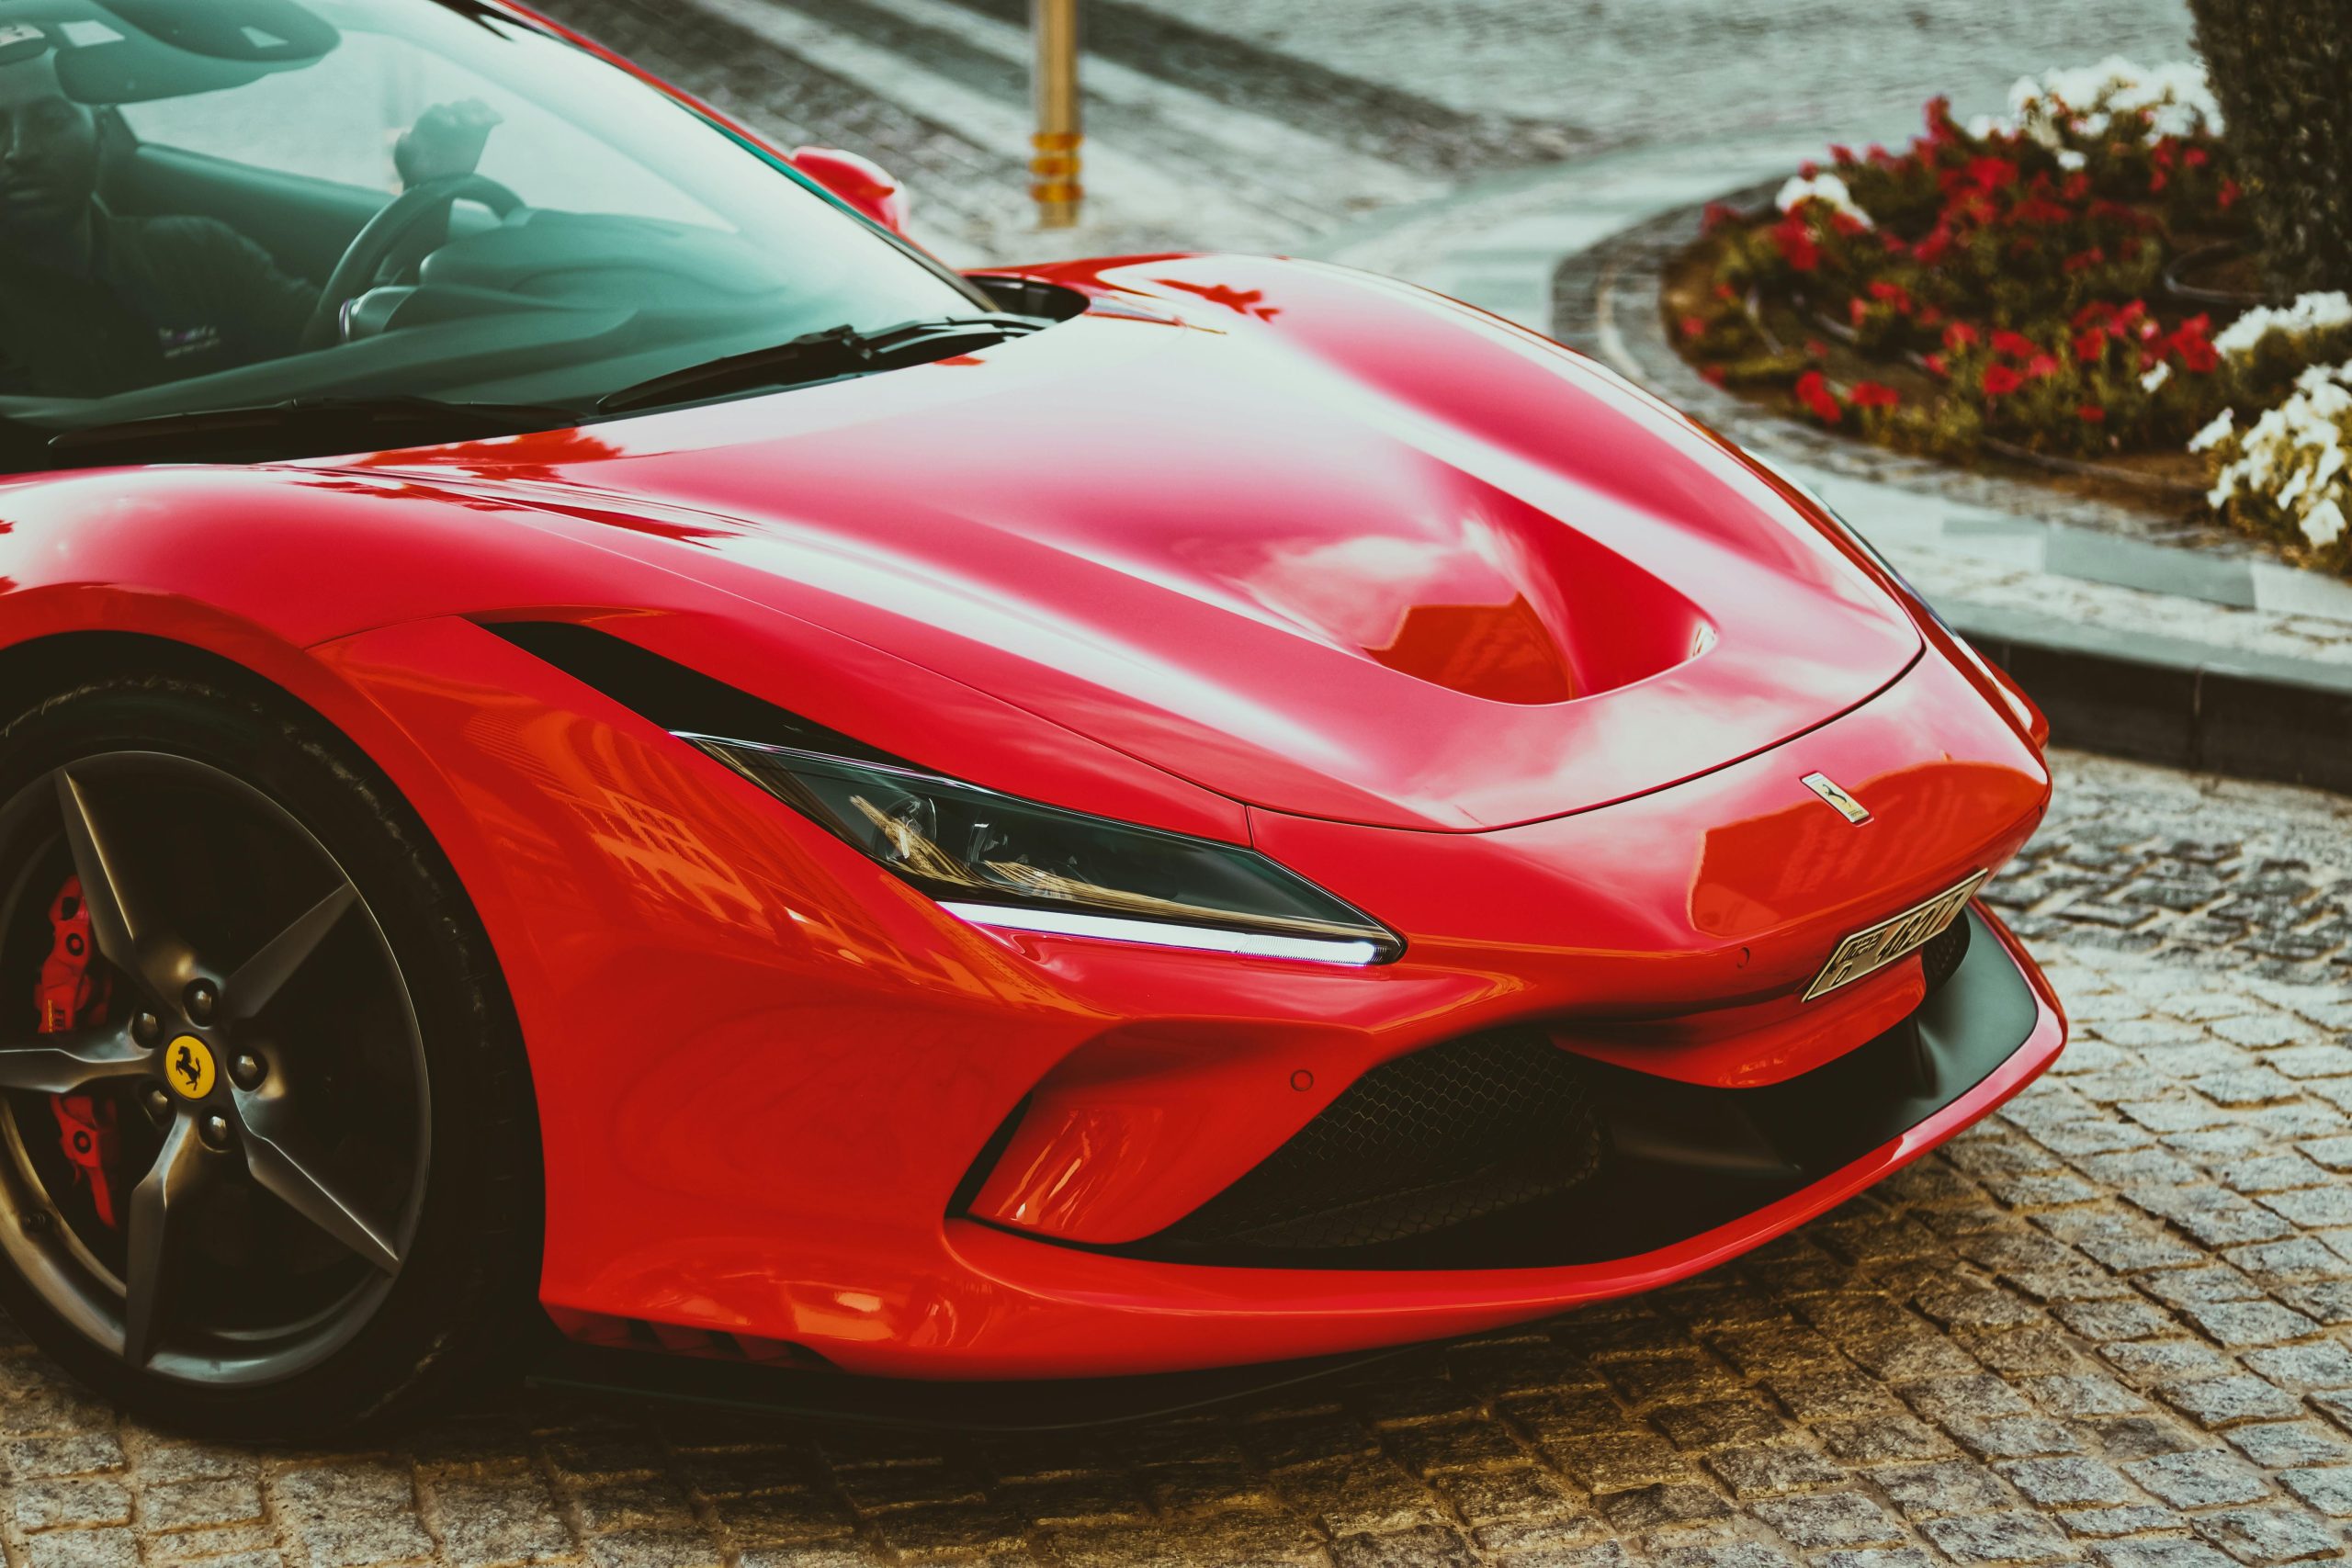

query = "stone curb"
[1951,603,2352,794]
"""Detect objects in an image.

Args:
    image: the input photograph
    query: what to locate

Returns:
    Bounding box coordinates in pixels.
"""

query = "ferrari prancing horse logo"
[1801,772,1871,825]
[165,1035,216,1100]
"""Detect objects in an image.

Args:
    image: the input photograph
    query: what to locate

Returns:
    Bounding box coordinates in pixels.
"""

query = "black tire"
[0,671,541,1439]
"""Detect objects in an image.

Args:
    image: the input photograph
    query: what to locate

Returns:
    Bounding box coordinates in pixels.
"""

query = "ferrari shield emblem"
[164,1035,217,1100]
[1804,871,1988,1001]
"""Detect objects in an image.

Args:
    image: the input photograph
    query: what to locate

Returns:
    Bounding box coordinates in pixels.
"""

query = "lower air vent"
[1161,1030,1603,1250]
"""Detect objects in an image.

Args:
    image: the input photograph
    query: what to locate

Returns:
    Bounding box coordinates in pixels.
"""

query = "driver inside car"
[0,29,499,397]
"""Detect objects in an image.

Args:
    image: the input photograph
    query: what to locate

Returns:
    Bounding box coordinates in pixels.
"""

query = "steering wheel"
[300,173,525,351]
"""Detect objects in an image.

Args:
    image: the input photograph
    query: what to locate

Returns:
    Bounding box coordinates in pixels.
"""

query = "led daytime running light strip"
[938,902,1383,965]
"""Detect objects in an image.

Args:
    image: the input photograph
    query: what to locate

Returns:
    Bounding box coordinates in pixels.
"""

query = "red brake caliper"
[38,877,120,1228]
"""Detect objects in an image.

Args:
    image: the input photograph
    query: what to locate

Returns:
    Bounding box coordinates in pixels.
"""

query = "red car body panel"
[0,11,2064,1385]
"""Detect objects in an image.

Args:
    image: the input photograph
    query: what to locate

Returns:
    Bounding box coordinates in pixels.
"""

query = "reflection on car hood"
[356,255,1922,831]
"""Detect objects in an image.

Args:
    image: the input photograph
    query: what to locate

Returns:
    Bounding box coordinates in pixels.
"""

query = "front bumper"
[316,615,2058,1382]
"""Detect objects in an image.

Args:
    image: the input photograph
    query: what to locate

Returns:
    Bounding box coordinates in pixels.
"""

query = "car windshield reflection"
[0,0,991,451]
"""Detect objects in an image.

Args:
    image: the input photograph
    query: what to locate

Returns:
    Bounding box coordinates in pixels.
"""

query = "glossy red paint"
[786,147,912,237]
[0,6,2067,1385]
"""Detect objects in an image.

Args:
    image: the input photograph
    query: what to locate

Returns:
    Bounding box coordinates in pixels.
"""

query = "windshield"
[0,0,989,445]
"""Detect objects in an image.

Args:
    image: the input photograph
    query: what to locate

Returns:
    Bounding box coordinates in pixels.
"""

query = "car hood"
[362,255,1921,831]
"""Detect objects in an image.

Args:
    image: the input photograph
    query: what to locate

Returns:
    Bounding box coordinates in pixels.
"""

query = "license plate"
[1803,871,1988,1002]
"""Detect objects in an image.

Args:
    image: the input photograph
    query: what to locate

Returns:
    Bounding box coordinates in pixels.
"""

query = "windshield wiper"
[28,395,586,470]
[597,314,1043,416]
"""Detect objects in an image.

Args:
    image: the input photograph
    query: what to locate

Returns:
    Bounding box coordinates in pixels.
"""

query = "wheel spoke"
[54,768,181,999]
[121,1116,209,1368]
[0,1024,149,1095]
[237,1096,400,1274]
[225,884,356,1021]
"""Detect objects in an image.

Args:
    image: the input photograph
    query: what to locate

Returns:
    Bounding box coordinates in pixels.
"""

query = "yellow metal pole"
[1031,0,1082,229]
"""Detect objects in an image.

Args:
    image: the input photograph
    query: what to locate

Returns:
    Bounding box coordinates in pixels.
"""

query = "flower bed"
[1668,59,2352,576]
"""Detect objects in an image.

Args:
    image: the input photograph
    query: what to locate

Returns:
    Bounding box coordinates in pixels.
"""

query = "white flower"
[2199,360,2352,552]
[2214,292,2352,358]
[2141,361,2172,394]
[1773,172,1873,228]
[1991,57,2223,144]
[2304,497,2347,547]
[2055,148,2087,171]
[2188,409,2235,452]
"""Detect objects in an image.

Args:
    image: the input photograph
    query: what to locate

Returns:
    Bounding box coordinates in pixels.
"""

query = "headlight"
[682,735,1403,965]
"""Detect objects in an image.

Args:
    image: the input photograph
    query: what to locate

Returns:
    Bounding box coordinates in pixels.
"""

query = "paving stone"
[1996,1459,2140,1509]
[2124,1450,2271,1509]
[25,1529,141,1568]
[2226,1422,2352,1469]
[1917,1510,2077,1564]
[17,1479,132,1532]
[2058,1505,2183,1538]
[2278,1467,2352,1517]
[1747,1493,1907,1551]
[2157,1375,2307,1427]
[2188,1504,2343,1563]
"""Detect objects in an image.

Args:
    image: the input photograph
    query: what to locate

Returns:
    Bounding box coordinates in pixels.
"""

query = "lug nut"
[132,1012,161,1047]
[230,1052,265,1090]
[142,1087,172,1122]
[183,980,218,1024]
[198,1112,232,1150]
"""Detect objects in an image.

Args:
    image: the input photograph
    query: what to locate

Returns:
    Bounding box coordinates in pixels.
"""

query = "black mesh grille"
[1921,912,1972,994]
[1161,1031,1603,1250]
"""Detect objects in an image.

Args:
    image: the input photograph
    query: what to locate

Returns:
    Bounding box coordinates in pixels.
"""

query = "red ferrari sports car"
[0,0,2063,1437]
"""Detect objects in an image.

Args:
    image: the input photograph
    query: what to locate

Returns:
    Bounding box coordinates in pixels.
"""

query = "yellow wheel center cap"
[164,1035,216,1100]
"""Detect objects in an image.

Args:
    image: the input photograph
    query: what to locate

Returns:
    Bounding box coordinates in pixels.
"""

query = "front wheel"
[0,672,541,1438]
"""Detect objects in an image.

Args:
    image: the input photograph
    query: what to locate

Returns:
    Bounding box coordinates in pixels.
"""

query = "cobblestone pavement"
[527,0,2197,264]
[0,753,2346,1568]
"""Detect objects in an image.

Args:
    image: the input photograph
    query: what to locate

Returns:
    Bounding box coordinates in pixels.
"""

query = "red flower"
[2062,246,2107,273]
[2185,145,2210,168]
[1849,380,1901,409]
[1849,296,1871,327]
[1680,314,1709,340]
[1828,143,1857,166]
[1794,369,1842,423]
[1772,214,1821,271]
[2023,353,2060,379]
[2170,314,2220,373]
[1924,352,1949,378]
[2062,172,2092,202]
[1701,365,1728,387]
[1914,226,1954,265]
[2073,328,2106,364]
[2219,177,2243,210]
[2149,167,2168,194]
[1982,364,2024,397]
[1966,154,2018,191]
[1944,321,1981,351]
[1991,328,2040,358]
[1804,338,1829,360]
[1702,201,1746,232]
[2072,301,2115,330]
[2077,404,2106,423]
[1866,279,1915,311]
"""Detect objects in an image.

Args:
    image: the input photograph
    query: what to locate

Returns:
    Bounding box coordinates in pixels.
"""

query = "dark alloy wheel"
[0,671,540,1438]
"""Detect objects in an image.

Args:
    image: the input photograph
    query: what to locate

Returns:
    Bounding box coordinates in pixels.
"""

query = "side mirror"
[788,146,910,238]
